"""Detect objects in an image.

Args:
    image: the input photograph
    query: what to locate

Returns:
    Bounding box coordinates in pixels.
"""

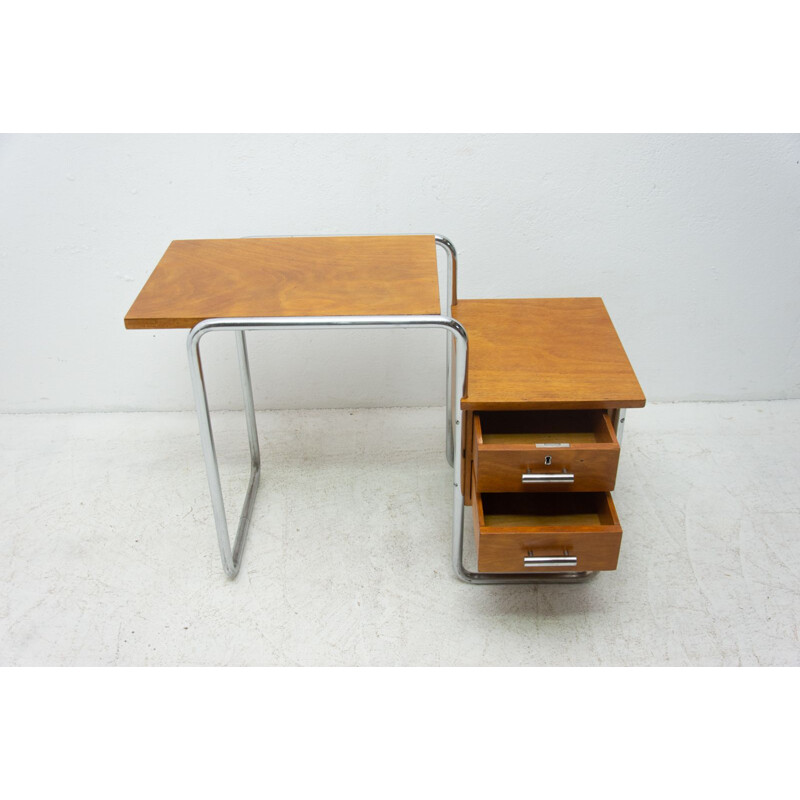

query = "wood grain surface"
[124,235,440,329]
[453,298,646,410]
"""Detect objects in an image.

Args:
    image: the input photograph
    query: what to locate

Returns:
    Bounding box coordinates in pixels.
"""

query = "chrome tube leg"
[233,330,261,567]
[446,334,456,467]
[444,334,454,467]
[436,235,458,467]
[187,327,261,578]
[449,326,469,578]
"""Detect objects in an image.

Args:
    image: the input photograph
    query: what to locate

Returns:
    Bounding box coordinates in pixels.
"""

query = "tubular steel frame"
[187,235,597,584]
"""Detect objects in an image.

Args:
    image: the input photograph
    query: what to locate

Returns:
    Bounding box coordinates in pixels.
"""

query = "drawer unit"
[454,297,645,578]
[473,410,620,493]
[471,479,623,573]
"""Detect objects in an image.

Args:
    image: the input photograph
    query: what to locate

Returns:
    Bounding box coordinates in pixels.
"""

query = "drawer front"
[477,528,623,572]
[473,410,620,493]
[472,480,622,573]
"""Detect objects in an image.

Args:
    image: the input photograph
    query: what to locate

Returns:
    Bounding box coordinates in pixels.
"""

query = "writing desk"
[125,235,644,584]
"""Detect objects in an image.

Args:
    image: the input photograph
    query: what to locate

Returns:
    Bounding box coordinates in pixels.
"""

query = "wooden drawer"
[472,479,623,573]
[473,410,620,493]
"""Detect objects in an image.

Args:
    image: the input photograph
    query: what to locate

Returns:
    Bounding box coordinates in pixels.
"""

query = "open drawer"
[473,410,620,493]
[471,480,623,573]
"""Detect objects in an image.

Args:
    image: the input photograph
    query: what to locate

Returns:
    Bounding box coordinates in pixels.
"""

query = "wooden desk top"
[124,235,440,329]
[453,298,645,410]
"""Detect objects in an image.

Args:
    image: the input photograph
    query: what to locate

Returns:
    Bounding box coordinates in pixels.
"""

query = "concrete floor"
[1,401,798,666]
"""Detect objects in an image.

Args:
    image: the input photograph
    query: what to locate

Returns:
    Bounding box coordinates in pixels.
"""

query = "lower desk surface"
[452,298,645,411]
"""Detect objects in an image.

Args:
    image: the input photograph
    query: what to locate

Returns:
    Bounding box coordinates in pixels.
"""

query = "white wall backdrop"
[1,133,798,412]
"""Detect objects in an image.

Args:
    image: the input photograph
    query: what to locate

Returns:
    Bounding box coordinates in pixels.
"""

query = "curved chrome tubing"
[189,314,469,580]
[435,235,458,468]
[188,329,260,578]
[243,233,459,468]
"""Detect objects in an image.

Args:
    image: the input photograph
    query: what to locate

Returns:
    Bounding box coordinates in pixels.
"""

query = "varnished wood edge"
[462,410,473,503]
[603,491,622,528]
[472,410,621,452]
[477,441,619,452]
[125,309,444,331]
[461,399,647,411]
[598,411,620,447]
[124,315,197,330]
[480,521,623,535]
[471,466,481,550]
[475,491,623,536]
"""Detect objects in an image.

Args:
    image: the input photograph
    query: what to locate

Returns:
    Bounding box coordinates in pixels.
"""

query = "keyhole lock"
[544,455,552,466]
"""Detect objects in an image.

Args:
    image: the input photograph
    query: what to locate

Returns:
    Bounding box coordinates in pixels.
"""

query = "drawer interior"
[477,410,616,446]
[480,492,618,529]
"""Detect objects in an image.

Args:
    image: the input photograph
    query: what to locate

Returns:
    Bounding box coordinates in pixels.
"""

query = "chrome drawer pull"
[524,550,578,568]
[521,472,574,484]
